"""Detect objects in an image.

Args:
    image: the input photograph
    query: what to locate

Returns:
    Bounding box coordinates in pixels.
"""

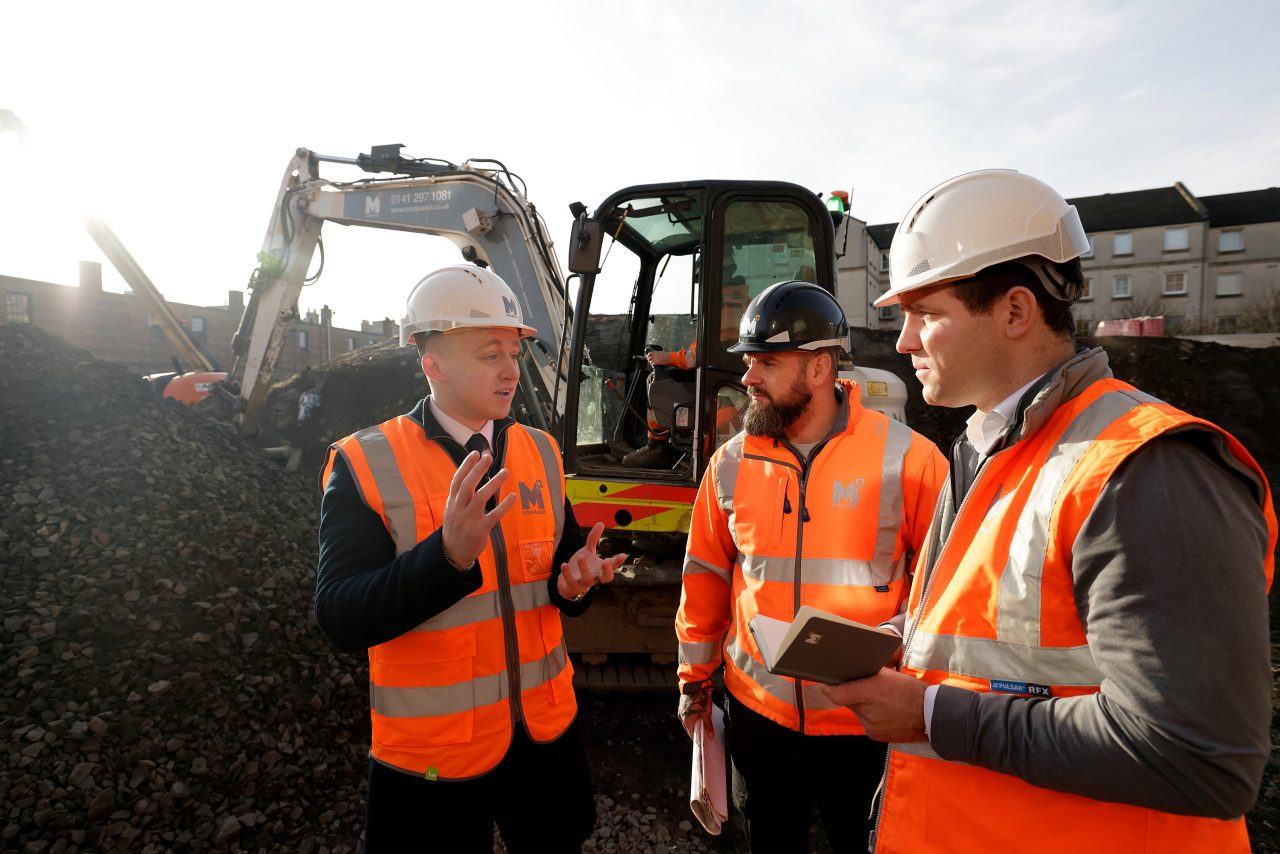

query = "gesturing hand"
[557,522,628,600]
[441,450,517,569]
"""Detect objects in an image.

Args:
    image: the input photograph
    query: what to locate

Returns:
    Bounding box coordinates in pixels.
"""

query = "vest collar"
[996,347,1113,451]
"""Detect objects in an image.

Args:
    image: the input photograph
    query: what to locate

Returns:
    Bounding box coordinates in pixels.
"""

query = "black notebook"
[749,605,902,685]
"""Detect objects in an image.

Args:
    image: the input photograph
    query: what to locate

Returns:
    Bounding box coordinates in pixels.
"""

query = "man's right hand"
[646,350,672,368]
[441,450,517,569]
[677,681,714,740]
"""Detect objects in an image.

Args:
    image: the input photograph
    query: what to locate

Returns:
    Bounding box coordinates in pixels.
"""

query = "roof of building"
[1067,186,1205,232]
[866,223,897,249]
[1199,188,1280,227]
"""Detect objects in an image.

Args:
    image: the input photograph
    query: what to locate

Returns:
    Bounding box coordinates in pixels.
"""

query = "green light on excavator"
[825,194,846,215]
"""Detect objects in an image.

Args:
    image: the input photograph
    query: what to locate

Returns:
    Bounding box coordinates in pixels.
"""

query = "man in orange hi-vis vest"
[676,280,947,852]
[315,265,628,853]
[823,170,1277,853]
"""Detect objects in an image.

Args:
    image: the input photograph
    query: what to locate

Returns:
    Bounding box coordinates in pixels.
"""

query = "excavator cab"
[564,180,836,482]
[557,181,841,677]
[561,182,833,533]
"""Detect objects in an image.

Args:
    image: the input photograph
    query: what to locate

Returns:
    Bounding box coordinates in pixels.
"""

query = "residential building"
[835,182,1280,336]
[0,262,395,376]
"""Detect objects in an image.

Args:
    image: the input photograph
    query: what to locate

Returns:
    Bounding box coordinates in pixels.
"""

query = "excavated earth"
[2,322,1277,853]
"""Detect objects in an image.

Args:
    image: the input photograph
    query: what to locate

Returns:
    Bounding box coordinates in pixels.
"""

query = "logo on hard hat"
[503,296,518,319]
[744,314,761,336]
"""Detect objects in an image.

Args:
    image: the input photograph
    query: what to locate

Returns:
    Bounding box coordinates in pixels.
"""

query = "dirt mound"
[3,322,1277,851]
[1,324,368,851]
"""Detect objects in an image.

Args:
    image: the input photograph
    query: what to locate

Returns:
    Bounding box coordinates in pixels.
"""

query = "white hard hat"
[399,265,537,346]
[876,169,1090,307]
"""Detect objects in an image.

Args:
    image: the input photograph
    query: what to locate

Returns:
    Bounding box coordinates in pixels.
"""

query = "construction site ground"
[2,321,1277,852]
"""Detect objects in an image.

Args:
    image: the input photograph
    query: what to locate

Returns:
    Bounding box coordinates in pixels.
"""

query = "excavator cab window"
[566,185,832,482]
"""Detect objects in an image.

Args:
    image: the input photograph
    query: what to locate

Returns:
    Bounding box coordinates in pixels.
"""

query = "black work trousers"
[726,692,886,853]
[363,719,595,853]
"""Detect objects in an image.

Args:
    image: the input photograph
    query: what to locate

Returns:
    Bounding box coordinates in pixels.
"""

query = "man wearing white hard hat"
[822,170,1276,852]
[315,265,627,852]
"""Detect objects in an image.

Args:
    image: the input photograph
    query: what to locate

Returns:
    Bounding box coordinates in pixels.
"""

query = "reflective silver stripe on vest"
[892,741,946,761]
[678,640,720,666]
[725,633,797,706]
[526,428,564,546]
[372,641,569,718]
[997,390,1144,647]
[413,580,552,632]
[873,418,912,581]
[683,554,733,586]
[905,628,1101,687]
[725,634,846,712]
[740,553,905,587]
[713,435,746,514]
[350,422,419,556]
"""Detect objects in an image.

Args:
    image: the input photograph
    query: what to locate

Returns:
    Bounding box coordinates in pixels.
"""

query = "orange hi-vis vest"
[324,416,577,781]
[678,381,946,735]
[875,377,1277,853]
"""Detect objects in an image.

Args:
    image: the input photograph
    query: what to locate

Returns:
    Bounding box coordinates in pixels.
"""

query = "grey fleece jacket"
[923,347,1273,819]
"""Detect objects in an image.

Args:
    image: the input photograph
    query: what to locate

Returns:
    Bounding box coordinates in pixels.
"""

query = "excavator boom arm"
[228,147,569,436]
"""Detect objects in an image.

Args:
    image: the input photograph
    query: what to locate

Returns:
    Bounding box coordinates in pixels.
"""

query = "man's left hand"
[820,668,928,743]
[557,522,628,600]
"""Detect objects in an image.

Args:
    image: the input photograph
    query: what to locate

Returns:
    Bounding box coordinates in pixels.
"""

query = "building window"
[5,291,31,323]
[191,316,205,333]
[1217,316,1238,333]
[347,336,358,351]
[1218,230,1244,253]
[1074,317,1094,338]
[1163,227,1189,252]
[297,330,309,350]
[877,305,896,322]
[1113,233,1133,256]
[1162,272,1187,295]
[879,252,889,272]
[1112,275,1132,299]
[1079,277,1093,300]
[1216,272,1243,297]
[1081,237,1094,259]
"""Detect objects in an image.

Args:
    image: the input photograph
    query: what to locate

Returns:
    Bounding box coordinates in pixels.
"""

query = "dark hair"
[953,257,1080,336]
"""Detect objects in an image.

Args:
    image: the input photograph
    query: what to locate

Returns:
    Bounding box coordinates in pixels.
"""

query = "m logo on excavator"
[365,194,381,216]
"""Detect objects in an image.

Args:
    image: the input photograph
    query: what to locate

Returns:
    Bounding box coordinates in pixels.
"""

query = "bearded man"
[673,281,946,852]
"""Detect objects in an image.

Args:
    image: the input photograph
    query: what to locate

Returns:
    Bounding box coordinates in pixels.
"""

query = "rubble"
[2,321,1277,853]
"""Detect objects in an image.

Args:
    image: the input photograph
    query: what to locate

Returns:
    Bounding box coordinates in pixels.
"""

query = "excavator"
[225,145,906,687]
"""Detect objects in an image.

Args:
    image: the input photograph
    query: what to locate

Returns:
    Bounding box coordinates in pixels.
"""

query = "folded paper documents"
[689,704,728,834]
[749,604,902,685]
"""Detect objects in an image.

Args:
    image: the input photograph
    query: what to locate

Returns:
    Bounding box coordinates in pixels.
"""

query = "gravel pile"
[0,323,371,852]
[2,321,1276,852]
[0,324,730,853]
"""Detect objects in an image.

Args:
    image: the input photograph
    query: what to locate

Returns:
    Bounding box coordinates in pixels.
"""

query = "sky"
[2,0,1278,333]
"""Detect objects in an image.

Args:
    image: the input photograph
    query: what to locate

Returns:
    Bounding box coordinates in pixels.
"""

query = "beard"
[743,375,812,439]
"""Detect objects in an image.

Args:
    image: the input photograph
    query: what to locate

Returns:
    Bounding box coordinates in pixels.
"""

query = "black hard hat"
[729,281,849,354]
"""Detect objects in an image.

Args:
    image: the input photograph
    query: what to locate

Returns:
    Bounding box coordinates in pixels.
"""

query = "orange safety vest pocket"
[538,607,573,705]
[520,537,555,580]
[371,625,478,749]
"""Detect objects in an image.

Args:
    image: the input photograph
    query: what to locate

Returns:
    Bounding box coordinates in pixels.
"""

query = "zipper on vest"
[870,447,1005,849]
[794,466,808,728]
[489,494,525,728]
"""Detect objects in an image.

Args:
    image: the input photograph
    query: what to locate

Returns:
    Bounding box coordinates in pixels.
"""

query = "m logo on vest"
[519,479,546,513]
[832,478,865,507]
